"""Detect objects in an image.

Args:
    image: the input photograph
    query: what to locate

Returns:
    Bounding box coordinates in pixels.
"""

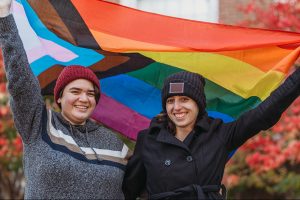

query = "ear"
[57,89,64,104]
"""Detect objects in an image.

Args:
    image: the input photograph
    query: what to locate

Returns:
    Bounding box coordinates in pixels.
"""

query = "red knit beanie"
[54,65,100,105]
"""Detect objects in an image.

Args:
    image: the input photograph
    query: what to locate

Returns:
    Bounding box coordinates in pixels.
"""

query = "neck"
[175,126,193,141]
[60,112,86,125]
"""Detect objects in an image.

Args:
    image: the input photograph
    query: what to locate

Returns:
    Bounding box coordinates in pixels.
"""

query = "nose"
[173,99,182,110]
[78,92,89,102]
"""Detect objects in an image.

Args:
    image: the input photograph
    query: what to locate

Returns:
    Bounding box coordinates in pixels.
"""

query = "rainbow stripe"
[14,0,300,140]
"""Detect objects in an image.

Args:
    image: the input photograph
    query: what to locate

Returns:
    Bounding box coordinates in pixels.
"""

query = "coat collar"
[156,128,190,152]
[194,113,210,132]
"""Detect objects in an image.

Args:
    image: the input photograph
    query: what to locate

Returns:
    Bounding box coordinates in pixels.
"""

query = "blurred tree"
[223,0,300,199]
[237,0,300,32]
[0,51,24,199]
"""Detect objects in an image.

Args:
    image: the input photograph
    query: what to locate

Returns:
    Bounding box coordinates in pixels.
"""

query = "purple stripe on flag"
[91,94,151,140]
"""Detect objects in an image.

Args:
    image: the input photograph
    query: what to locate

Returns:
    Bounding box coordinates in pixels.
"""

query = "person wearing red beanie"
[0,1,129,199]
[54,65,101,125]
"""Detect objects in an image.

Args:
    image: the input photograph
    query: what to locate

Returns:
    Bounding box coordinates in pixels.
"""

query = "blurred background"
[0,0,300,199]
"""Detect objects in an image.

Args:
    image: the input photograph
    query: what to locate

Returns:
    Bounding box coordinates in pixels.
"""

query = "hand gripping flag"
[12,0,300,140]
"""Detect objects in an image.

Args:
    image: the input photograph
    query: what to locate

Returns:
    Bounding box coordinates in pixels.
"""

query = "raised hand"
[0,0,12,18]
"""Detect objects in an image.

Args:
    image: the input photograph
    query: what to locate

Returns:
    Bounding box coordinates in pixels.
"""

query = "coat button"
[186,156,193,162]
[164,159,171,166]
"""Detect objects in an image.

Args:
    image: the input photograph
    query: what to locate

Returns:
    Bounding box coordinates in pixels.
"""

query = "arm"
[0,13,45,143]
[122,130,147,200]
[222,68,300,151]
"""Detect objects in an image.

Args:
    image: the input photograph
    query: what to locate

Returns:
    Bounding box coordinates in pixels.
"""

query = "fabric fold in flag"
[13,0,300,140]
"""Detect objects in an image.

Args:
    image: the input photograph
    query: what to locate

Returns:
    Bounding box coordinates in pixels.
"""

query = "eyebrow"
[69,87,95,92]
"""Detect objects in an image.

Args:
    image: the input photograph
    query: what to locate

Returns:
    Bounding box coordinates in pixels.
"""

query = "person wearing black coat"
[122,69,300,199]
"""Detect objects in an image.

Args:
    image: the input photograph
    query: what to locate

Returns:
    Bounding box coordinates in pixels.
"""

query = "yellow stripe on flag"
[140,51,288,100]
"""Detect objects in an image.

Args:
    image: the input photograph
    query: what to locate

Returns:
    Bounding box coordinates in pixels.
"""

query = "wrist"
[0,7,11,18]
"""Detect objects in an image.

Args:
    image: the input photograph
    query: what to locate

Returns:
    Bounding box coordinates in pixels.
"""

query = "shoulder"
[195,114,224,132]
[141,116,165,137]
[138,125,161,137]
[97,125,121,139]
[135,129,148,142]
[134,125,163,148]
[208,116,224,127]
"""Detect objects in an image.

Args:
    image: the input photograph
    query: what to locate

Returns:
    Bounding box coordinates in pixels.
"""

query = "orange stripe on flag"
[71,0,300,51]
[217,46,296,73]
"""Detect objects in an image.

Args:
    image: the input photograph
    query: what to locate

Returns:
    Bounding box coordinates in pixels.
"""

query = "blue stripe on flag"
[207,111,234,123]
[101,74,162,119]
[101,74,236,123]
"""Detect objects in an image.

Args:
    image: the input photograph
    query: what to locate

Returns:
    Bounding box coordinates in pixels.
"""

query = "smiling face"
[57,79,97,125]
[166,95,199,134]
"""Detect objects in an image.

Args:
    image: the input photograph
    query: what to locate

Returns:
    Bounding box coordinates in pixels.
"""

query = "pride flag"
[13,0,300,140]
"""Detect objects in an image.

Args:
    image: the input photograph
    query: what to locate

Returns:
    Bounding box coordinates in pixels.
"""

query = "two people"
[1,0,300,199]
[0,0,129,199]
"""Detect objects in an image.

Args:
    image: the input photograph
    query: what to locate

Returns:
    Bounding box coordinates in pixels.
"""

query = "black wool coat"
[122,68,300,200]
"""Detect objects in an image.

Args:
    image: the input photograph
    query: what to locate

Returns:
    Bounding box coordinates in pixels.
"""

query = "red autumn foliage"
[237,0,300,32]
[0,51,24,199]
[223,1,300,199]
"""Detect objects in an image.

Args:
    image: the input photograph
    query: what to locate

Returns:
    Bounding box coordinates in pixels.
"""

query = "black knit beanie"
[161,71,207,115]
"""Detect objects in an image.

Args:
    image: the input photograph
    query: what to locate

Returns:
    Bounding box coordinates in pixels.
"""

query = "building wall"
[219,0,273,25]
[106,0,273,25]
[116,0,219,22]
[105,0,120,3]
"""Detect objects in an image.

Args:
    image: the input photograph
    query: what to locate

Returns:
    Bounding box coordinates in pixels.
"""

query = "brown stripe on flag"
[37,52,155,95]
[28,0,77,45]
[38,65,64,89]
[93,52,155,79]
[38,65,64,95]
[89,52,130,72]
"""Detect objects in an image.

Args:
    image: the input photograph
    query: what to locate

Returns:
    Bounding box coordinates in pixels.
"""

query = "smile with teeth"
[174,112,187,119]
[74,105,88,110]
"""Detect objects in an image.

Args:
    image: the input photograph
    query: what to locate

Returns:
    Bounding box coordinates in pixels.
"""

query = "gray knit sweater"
[0,15,129,199]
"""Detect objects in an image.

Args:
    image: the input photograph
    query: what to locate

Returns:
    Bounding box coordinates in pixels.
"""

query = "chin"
[72,115,88,122]
[77,116,89,121]
[175,123,187,127]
